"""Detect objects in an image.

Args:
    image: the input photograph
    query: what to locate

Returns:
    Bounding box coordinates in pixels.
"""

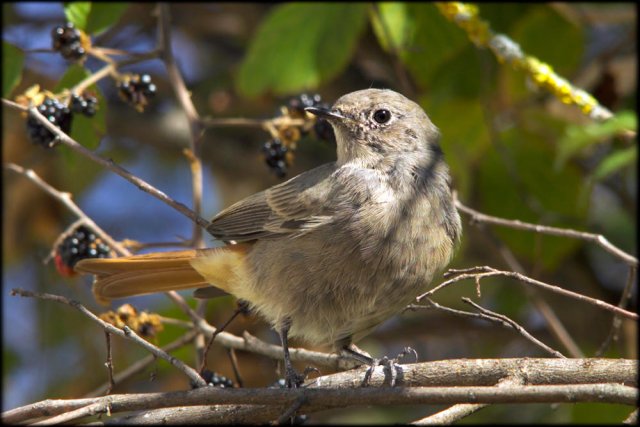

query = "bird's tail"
[74,245,250,305]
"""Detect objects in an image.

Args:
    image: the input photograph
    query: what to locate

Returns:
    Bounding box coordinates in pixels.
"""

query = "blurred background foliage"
[2,2,636,423]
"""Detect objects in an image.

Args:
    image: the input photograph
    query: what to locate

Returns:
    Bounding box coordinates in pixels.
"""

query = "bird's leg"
[341,343,418,387]
[280,319,305,388]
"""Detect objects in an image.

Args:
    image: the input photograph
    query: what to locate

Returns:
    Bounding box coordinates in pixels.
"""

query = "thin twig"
[408,297,565,359]
[199,305,246,373]
[275,396,307,425]
[5,163,130,257]
[460,298,566,358]
[10,288,206,388]
[596,266,638,356]
[104,332,116,395]
[31,401,112,425]
[227,348,244,388]
[476,223,585,358]
[421,266,637,320]
[454,197,638,267]
[2,99,211,231]
[84,329,198,397]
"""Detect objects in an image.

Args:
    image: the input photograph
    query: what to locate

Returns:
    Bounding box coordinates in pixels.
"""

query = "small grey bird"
[76,88,462,387]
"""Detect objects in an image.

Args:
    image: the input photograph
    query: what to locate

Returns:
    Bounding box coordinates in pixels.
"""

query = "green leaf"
[236,3,368,97]
[370,3,411,52]
[399,4,468,90]
[478,127,587,270]
[420,97,491,198]
[54,65,106,150]
[64,2,91,30]
[85,3,128,35]
[2,42,24,97]
[593,146,637,181]
[556,111,636,167]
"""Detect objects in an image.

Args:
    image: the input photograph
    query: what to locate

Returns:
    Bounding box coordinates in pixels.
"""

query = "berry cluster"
[51,22,87,61]
[285,93,335,143]
[70,93,98,117]
[99,304,164,339]
[26,97,72,148]
[262,138,289,178]
[117,74,157,112]
[270,379,308,424]
[54,225,110,276]
[199,369,234,388]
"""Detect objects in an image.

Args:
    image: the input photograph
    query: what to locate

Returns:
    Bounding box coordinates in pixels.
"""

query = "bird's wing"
[206,162,337,242]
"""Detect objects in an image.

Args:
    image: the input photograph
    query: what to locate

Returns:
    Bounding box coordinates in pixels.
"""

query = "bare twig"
[227,348,244,388]
[412,403,487,425]
[411,377,521,425]
[5,162,130,257]
[10,288,206,388]
[157,3,201,138]
[596,266,637,356]
[421,266,637,321]
[199,304,246,373]
[460,298,566,358]
[104,332,116,395]
[624,408,638,424]
[454,197,638,267]
[31,401,112,425]
[85,329,199,397]
[407,299,565,358]
[276,396,307,425]
[2,99,211,231]
[476,224,585,358]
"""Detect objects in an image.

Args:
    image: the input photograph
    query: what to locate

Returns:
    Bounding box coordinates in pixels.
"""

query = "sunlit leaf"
[2,42,24,97]
[64,2,91,30]
[593,146,637,181]
[556,111,636,167]
[237,3,368,97]
[85,3,128,35]
[370,3,411,52]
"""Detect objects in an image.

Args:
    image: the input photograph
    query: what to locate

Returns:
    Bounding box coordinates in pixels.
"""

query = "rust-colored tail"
[75,245,250,305]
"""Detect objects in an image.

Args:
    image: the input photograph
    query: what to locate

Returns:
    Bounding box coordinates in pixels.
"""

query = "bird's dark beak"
[304,106,345,121]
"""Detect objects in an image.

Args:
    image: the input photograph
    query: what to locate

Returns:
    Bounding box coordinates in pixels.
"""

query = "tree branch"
[10,288,206,388]
[454,196,638,267]
[420,266,638,320]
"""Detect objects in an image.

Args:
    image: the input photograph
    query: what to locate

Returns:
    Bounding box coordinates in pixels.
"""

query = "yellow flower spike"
[437,2,614,121]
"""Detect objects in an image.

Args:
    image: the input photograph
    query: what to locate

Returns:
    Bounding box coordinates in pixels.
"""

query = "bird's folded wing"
[206,162,337,241]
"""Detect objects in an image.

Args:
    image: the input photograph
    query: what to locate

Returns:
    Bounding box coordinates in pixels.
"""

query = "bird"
[75,88,462,387]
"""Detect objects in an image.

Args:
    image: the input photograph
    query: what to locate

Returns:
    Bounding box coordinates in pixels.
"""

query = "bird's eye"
[372,109,391,124]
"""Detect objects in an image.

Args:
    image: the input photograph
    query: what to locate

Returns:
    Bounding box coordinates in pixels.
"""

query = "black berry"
[52,22,86,61]
[262,138,288,178]
[55,225,110,276]
[26,97,72,148]
[286,93,323,118]
[117,74,156,111]
[200,369,234,388]
[70,93,98,117]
